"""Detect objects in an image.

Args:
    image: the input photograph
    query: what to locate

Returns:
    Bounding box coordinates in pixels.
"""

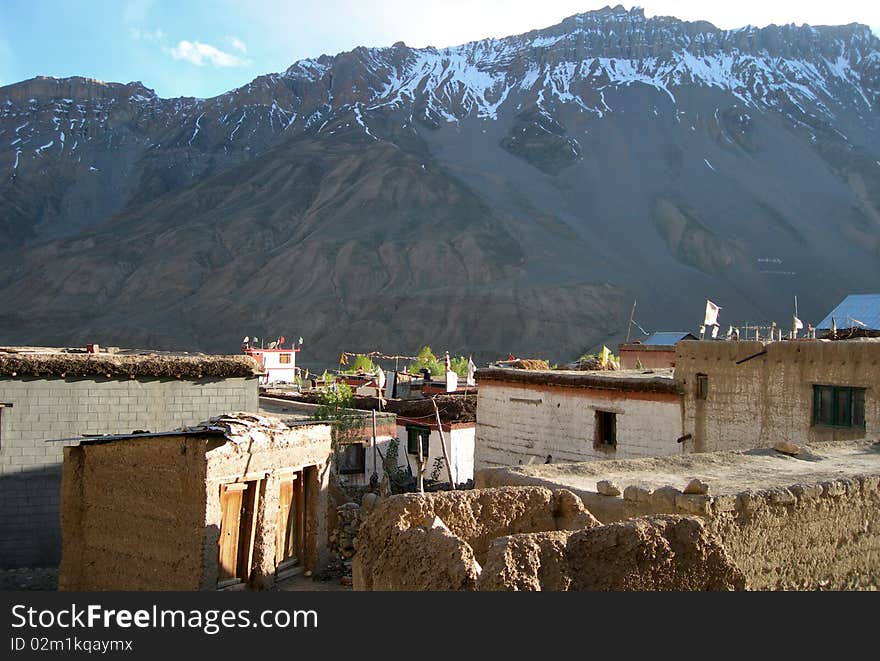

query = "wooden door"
[275,470,307,574]
[218,481,259,586]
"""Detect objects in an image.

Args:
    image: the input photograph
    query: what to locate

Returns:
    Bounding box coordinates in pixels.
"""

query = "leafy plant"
[342,354,377,375]
[408,346,445,377]
[313,382,362,477]
[430,457,444,482]
[449,356,470,378]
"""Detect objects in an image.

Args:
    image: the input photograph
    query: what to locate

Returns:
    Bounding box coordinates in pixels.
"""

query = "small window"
[0,403,11,450]
[279,353,291,364]
[594,411,617,448]
[696,374,709,400]
[338,443,366,474]
[406,426,430,457]
[812,385,865,429]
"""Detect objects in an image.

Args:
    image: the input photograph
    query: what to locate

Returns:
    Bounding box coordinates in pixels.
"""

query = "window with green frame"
[812,385,865,429]
[406,426,430,457]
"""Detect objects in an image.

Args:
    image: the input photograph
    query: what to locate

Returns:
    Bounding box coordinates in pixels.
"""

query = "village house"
[260,391,476,487]
[474,367,683,469]
[242,341,300,385]
[259,394,398,488]
[0,347,260,568]
[58,413,333,591]
[816,293,880,333]
[618,331,698,369]
[676,338,880,452]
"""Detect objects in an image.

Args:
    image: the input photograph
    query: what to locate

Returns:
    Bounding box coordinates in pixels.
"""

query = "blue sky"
[1,1,878,99]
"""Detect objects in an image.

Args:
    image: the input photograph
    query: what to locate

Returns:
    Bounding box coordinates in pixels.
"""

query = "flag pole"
[625,299,637,344]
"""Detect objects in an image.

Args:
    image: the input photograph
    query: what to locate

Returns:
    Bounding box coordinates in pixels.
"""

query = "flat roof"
[48,412,329,446]
[0,347,261,379]
[488,441,880,496]
[476,367,679,394]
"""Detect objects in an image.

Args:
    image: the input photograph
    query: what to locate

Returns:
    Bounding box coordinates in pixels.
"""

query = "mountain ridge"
[1,5,879,365]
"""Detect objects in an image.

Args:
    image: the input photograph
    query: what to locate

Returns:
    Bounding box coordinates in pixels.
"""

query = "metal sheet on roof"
[642,332,698,346]
[816,294,880,330]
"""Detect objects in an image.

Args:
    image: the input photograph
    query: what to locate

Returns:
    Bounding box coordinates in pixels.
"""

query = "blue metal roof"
[641,332,698,346]
[816,294,880,330]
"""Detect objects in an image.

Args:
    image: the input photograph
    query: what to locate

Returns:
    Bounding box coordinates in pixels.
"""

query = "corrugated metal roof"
[642,332,698,346]
[816,294,880,330]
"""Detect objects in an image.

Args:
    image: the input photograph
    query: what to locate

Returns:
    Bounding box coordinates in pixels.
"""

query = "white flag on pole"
[703,300,721,326]
[793,316,804,330]
[466,356,476,386]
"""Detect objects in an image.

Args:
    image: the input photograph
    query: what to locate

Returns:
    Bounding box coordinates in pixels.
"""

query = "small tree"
[449,356,471,378]
[313,382,362,479]
[408,346,444,377]
[343,354,377,374]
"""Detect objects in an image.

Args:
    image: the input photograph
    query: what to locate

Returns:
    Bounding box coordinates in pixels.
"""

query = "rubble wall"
[475,382,682,469]
[59,435,208,590]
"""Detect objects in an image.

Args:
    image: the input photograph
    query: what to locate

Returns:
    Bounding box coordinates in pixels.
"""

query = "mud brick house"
[675,339,880,453]
[259,395,397,487]
[58,413,332,591]
[261,391,477,486]
[0,347,260,568]
[618,332,698,369]
[475,367,683,469]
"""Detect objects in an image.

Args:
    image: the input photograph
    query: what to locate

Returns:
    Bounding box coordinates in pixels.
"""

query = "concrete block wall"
[475,382,683,469]
[0,376,258,568]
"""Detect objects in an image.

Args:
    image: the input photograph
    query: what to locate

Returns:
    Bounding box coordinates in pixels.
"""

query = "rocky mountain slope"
[1,5,879,365]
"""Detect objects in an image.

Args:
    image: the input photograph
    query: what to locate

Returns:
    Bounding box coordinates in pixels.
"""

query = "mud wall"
[477,468,880,590]
[475,382,683,469]
[0,375,258,568]
[676,340,880,452]
[477,516,745,591]
[58,435,208,590]
[201,424,332,589]
[353,486,600,590]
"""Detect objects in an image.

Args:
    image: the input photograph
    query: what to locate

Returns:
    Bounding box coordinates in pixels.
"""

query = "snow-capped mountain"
[1,6,879,363]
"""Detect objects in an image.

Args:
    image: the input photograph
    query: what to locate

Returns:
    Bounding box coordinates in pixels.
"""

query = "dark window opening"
[696,374,709,400]
[406,426,431,457]
[338,443,366,474]
[595,411,617,448]
[812,385,865,429]
[0,403,11,450]
[279,353,291,364]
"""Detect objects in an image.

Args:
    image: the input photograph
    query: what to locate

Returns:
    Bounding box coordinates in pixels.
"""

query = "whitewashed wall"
[475,382,683,469]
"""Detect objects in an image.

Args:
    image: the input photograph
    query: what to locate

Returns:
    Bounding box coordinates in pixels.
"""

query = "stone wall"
[676,340,880,452]
[475,381,683,469]
[0,376,258,567]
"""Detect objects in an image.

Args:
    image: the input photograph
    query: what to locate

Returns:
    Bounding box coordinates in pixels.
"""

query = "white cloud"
[169,40,250,67]
[228,36,247,53]
[129,27,165,42]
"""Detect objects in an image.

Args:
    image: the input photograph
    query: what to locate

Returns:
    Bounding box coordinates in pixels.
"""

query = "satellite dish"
[242,336,249,343]
[268,341,277,349]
